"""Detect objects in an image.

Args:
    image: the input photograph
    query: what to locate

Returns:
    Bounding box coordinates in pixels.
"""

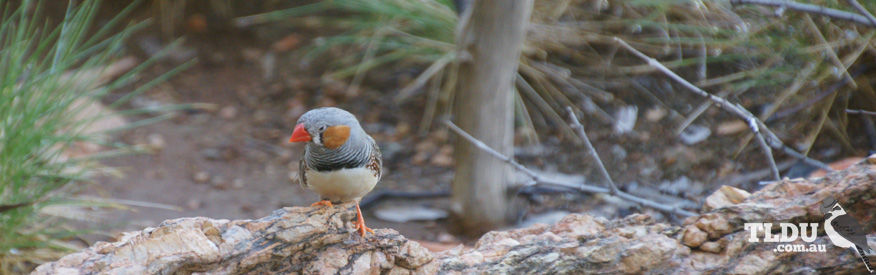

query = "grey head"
[294,107,375,171]
[296,107,366,148]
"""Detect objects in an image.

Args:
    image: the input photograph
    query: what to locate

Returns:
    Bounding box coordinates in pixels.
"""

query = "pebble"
[374,205,448,223]
[645,107,667,122]
[614,106,638,134]
[679,124,711,145]
[193,171,210,183]
[187,199,202,210]
[211,176,228,190]
[232,178,245,189]
[147,133,166,151]
[430,145,454,167]
[219,106,237,119]
[716,121,747,135]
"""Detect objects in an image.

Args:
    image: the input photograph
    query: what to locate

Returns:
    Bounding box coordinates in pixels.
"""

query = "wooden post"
[451,0,533,235]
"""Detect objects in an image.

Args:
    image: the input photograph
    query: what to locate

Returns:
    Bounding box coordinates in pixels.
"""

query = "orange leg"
[310,200,333,207]
[353,203,374,237]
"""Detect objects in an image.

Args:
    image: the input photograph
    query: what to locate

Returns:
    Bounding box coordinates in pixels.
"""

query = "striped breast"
[298,138,381,202]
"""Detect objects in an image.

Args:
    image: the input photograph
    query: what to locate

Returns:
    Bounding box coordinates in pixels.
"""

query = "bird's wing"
[369,136,382,180]
[832,216,870,249]
[298,157,309,188]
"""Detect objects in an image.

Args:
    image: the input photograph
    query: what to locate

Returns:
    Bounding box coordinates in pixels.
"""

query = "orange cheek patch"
[323,125,351,149]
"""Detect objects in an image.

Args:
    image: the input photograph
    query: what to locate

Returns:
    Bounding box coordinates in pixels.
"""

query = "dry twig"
[614,37,835,175]
[847,109,876,116]
[613,37,782,181]
[565,107,619,195]
[846,0,876,27]
[729,0,876,28]
[442,120,697,217]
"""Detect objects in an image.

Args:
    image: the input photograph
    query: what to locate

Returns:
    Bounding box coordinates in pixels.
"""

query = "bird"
[289,107,382,237]
[823,200,874,272]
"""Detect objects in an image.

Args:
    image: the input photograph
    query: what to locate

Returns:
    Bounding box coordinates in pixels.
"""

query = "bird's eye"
[318,125,327,132]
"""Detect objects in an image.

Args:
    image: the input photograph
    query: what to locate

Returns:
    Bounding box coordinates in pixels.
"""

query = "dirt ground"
[80,4,870,247]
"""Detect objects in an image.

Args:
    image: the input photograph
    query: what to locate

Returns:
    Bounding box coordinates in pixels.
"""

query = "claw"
[310,200,333,207]
[354,203,373,237]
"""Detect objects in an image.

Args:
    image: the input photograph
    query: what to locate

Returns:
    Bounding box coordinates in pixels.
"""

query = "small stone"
[374,205,448,223]
[645,107,667,122]
[187,199,202,210]
[193,171,210,183]
[868,154,876,164]
[394,122,411,139]
[253,110,270,123]
[219,106,237,119]
[430,145,454,167]
[682,226,707,247]
[412,151,430,165]
[436,232,457,243]
[272,34,301,52]
[703,185,751,211]
[201,148,222,160]
[278,149,294,162]
[700,241,722,253]
[185,14,207,33]
[614,106,638,134]
[679,124,711,145]
[716,120,748,135]
[232,178,245,189]
[210,176,228,190]
[610,145,627,160]
[147,133,165,151]
[241,48,262,62]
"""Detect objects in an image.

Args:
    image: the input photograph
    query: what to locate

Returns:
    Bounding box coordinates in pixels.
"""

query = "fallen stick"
[614,37,834,178]
[730,0,876,28]
[443,120,698,217]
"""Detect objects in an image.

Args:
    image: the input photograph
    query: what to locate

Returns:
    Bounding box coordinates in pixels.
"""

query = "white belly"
[305,166,378,202]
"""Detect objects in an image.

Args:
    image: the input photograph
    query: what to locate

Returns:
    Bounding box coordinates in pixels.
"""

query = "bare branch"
[613,37,782,180]
[730,0,876,28]
[443,120,698,217]
[846,0,876,27]
[847,109,876,116]
[565,107,619,195]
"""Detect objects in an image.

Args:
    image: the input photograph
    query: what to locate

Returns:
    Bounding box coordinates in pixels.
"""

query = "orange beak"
[289,124,311,142]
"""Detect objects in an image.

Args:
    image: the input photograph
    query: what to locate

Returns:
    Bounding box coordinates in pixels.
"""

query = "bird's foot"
[354,203,374,237]
[310,200,333,207]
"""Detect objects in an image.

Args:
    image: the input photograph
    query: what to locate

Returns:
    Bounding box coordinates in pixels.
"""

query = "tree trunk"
[451,0,533,235]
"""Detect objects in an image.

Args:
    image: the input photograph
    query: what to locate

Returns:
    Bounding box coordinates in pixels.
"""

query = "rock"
[645,107,667,122]
[147,133,166,151]
[679,124,711,145]
[231,178,245,189]
[272,34,302,52]
[374,205,448,223]
[716,120,748,135]
[614,106,638,134]
[193,171,210,183]
[186,199,202,210]
[682,226,707,247]
[808,157,863,178]
[702,185,751,212]
[518,210,572,228]
[219,106,237,119]
[699,241,722,253]
[429,145,454,167]
[33,161,876,274]
[210,176,228,190]
[185,14,207,33]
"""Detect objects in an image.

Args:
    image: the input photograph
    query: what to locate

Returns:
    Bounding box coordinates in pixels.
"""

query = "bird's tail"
[854,245,874,273]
